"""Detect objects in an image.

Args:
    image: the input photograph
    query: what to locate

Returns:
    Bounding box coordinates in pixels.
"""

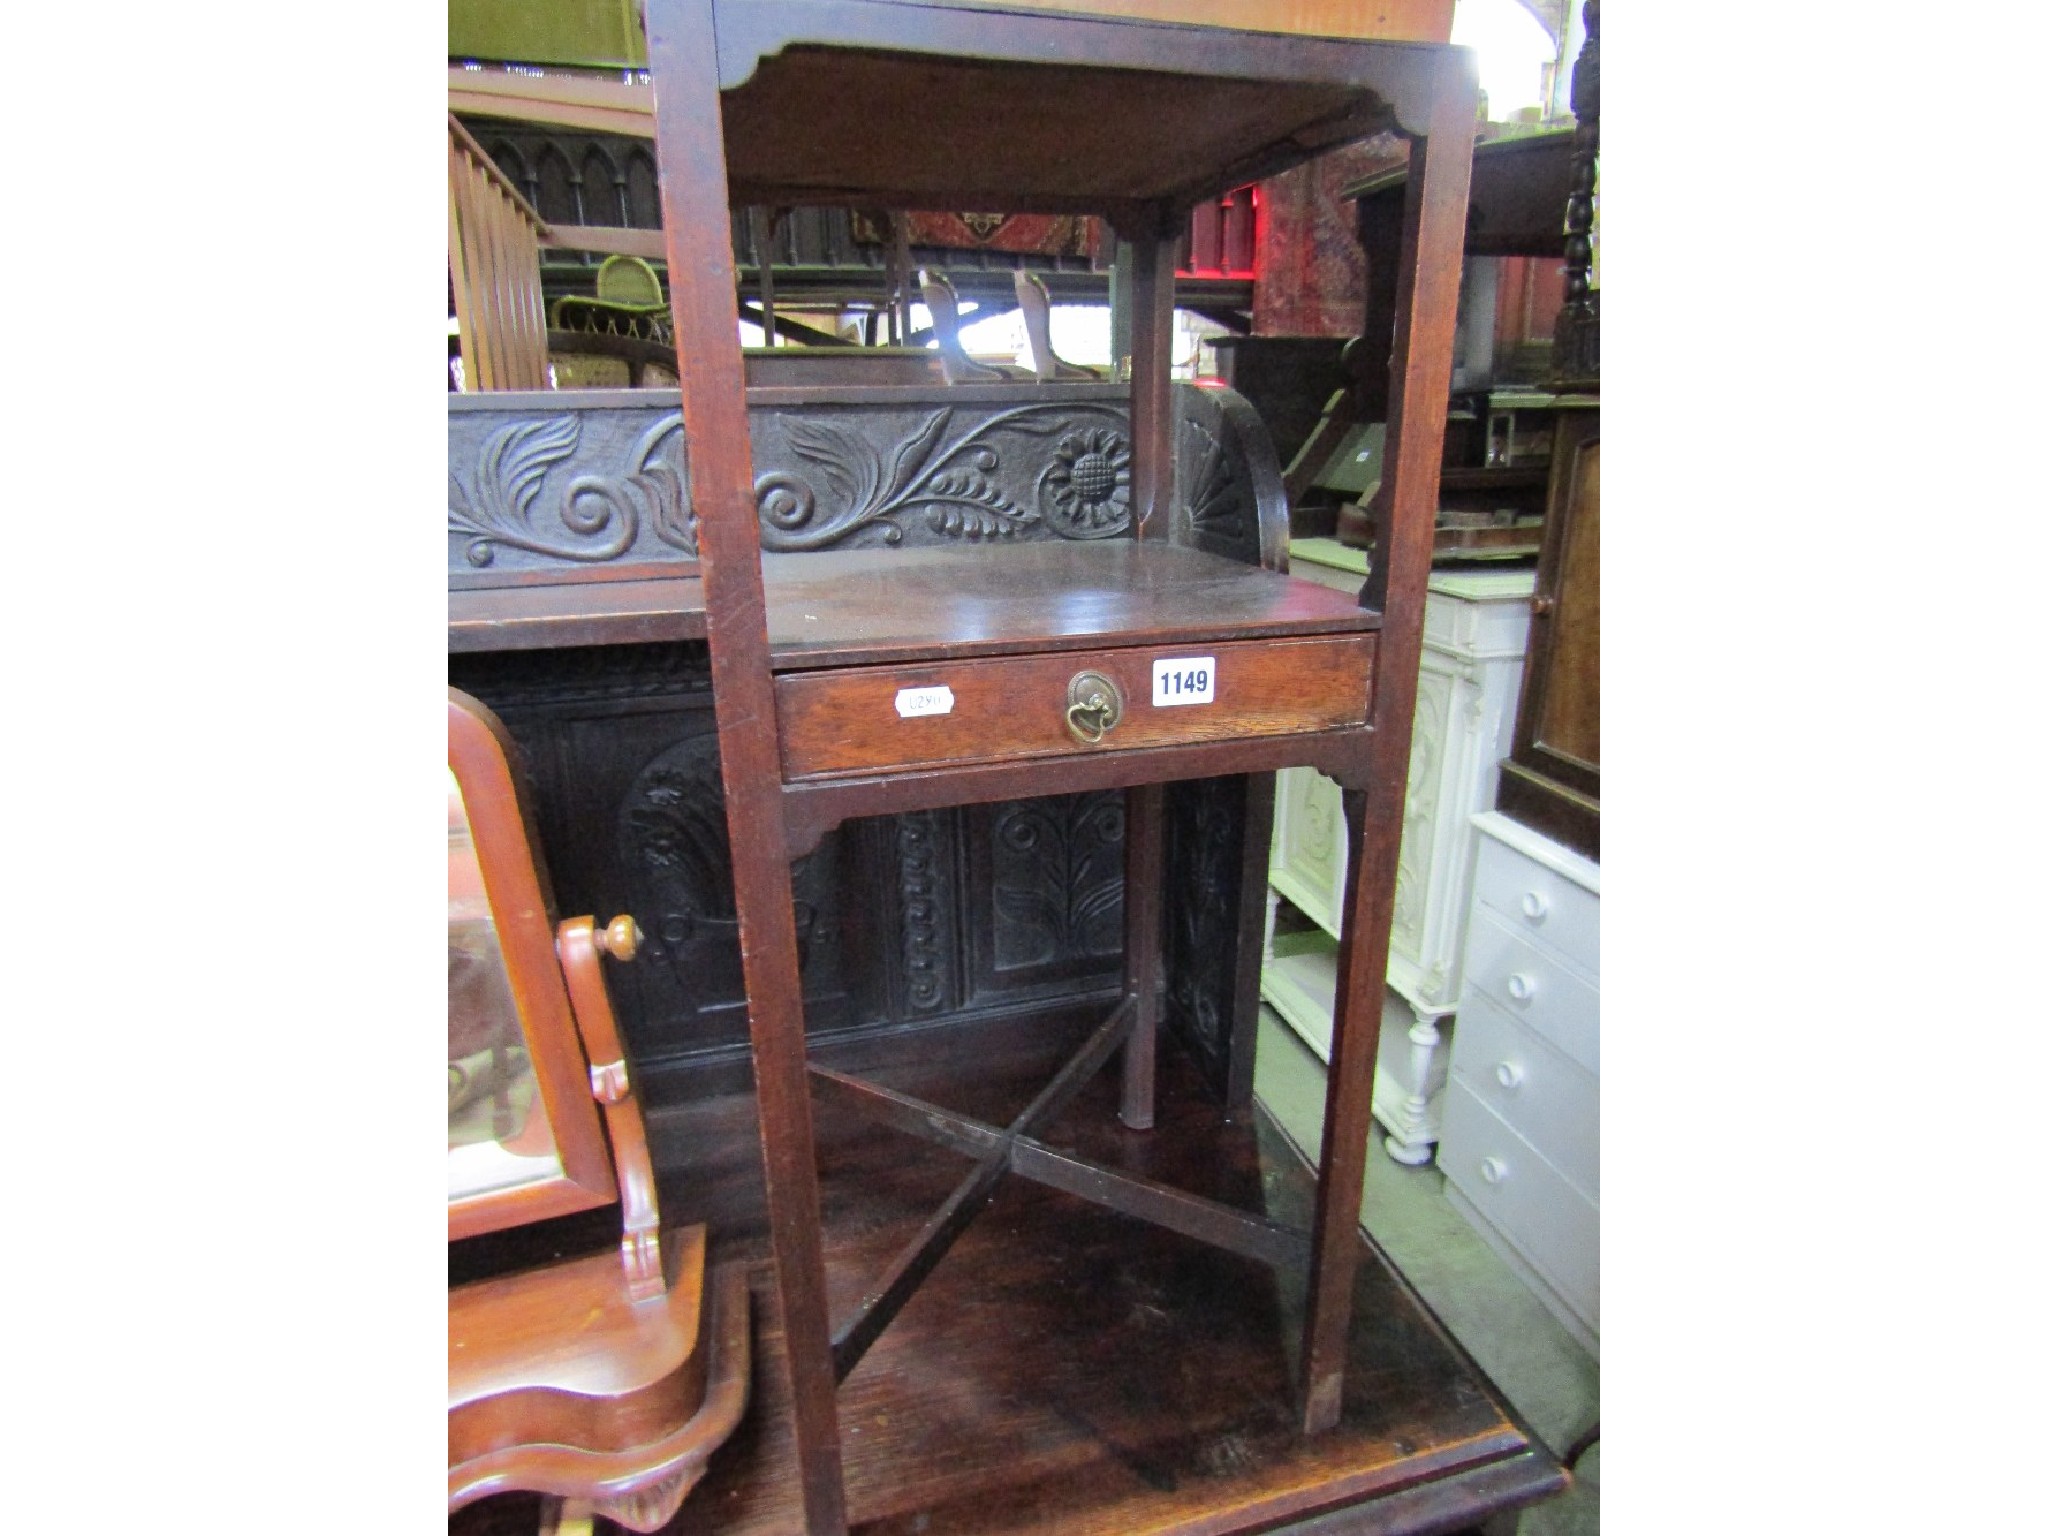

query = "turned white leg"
[1383,1011,1445,1165]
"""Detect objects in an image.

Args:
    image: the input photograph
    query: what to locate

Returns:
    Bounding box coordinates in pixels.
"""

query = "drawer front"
[1472,832,1600,975]
[776,634,1374,780]
[1441,1081,1599,1329]
[1463,908,1599,1075]
[1450,991,1598,1198]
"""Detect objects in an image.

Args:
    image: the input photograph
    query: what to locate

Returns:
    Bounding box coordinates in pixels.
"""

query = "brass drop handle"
[595,914,643,961]
[1065,670,1124,745]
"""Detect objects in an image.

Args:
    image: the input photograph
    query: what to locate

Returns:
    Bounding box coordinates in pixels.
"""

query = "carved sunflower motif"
[1039,428,1133,537]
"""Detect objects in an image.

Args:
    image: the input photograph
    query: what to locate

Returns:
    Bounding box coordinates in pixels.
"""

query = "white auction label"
[1151,656,1215,707]
[894,685,956,719]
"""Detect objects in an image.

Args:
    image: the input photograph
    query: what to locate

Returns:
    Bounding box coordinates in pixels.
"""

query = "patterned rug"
[850,208,1098,258]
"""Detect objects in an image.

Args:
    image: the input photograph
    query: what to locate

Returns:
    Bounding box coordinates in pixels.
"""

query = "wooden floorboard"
[451,1012,1565,1534]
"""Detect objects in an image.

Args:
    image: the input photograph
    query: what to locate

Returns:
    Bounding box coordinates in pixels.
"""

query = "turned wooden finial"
[595,915,643,961]
[1553,0,1600,387]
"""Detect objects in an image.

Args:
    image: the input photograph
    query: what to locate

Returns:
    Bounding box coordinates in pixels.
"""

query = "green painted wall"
[449,0,647,68]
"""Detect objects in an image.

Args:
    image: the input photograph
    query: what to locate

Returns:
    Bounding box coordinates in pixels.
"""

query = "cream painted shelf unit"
[1261,542,1533,1163]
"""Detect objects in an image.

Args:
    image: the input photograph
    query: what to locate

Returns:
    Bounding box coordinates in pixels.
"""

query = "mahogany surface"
[624,1013,1566,1535]
[776,633,1374,780]
[450,1226,711,1461]
[634,3,1481,1527]
[449,1257,752,1530]
[448,579,708,654]
[711,2,1441,212]
[648,9,852,1523]
[762,542,1380,671]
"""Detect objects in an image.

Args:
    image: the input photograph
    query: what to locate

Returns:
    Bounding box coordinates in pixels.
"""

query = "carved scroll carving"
[451,382,1287,581]
[448,411,691,569]
[753,402,1133,549]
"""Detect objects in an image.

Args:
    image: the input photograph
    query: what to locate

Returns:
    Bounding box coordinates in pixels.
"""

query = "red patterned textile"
[850,209,1099,258]
[1252,137,1406,336]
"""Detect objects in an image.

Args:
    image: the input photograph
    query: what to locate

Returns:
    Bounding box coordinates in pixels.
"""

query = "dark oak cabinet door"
[1498,406,1598,857]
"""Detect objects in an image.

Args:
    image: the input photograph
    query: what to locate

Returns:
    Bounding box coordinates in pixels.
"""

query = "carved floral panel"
[986,792,1127,975]
[450,383,1276,583]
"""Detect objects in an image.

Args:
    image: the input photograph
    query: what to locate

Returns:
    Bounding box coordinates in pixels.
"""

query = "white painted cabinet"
[1260,552,1533,1163]
[1439,811,1600,1353]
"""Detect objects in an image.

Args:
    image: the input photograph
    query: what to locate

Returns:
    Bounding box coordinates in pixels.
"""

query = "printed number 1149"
[1152,656,1215,707]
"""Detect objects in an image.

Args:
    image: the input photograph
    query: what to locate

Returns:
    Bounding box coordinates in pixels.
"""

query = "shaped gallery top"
[674,0,1460,215]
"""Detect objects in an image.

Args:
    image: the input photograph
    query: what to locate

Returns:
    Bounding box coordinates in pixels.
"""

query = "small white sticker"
[895,685,955,719]
[1152,656,1215,707]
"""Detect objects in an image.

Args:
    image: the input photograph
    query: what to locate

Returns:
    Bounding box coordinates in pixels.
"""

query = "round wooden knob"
[1495,1060,1525,1091]
[1480,1157,1508,1185]
[596,915,643,961]
[1520,890,1549,922]
[1505,972,1536,1003]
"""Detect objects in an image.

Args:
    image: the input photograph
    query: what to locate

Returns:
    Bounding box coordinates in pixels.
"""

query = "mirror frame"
[448,688,618,1240]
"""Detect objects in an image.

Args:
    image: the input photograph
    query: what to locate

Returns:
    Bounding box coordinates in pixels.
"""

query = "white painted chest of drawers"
[1259,550,1533,1163]
[1440,810,1600,1353]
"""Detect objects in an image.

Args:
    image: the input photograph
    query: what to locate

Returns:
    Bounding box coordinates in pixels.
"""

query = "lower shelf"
[467,1011,1568,1535]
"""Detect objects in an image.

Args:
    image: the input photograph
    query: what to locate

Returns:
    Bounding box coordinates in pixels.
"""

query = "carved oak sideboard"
[448,379,1284,1107]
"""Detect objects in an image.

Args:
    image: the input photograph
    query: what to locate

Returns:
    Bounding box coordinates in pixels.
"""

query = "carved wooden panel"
[1269,765,1348,939]
[1173,385,1276,568]
[964,793,1126,1008]
[1390,666,1451,957]
[448,402,691,581]
[1161,775,1253,1099]
[749,398,1136,548]
[448,383,1280,585]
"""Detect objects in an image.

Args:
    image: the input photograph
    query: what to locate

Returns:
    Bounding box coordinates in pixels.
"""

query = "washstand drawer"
[775,633,1374,780]
[1472,833,1600,975]
[1450,991,1599,1199]
[1441,1081,1599,1327]
[1464,908,1599,1076]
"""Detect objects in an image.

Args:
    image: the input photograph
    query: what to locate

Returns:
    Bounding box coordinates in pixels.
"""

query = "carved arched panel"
[580,143,625,227]
[624,146,662,228]
[533,142,581,226]
[485,139,535,210]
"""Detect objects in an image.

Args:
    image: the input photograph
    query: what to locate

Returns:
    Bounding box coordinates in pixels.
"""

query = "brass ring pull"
[1065,670,1123,745]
